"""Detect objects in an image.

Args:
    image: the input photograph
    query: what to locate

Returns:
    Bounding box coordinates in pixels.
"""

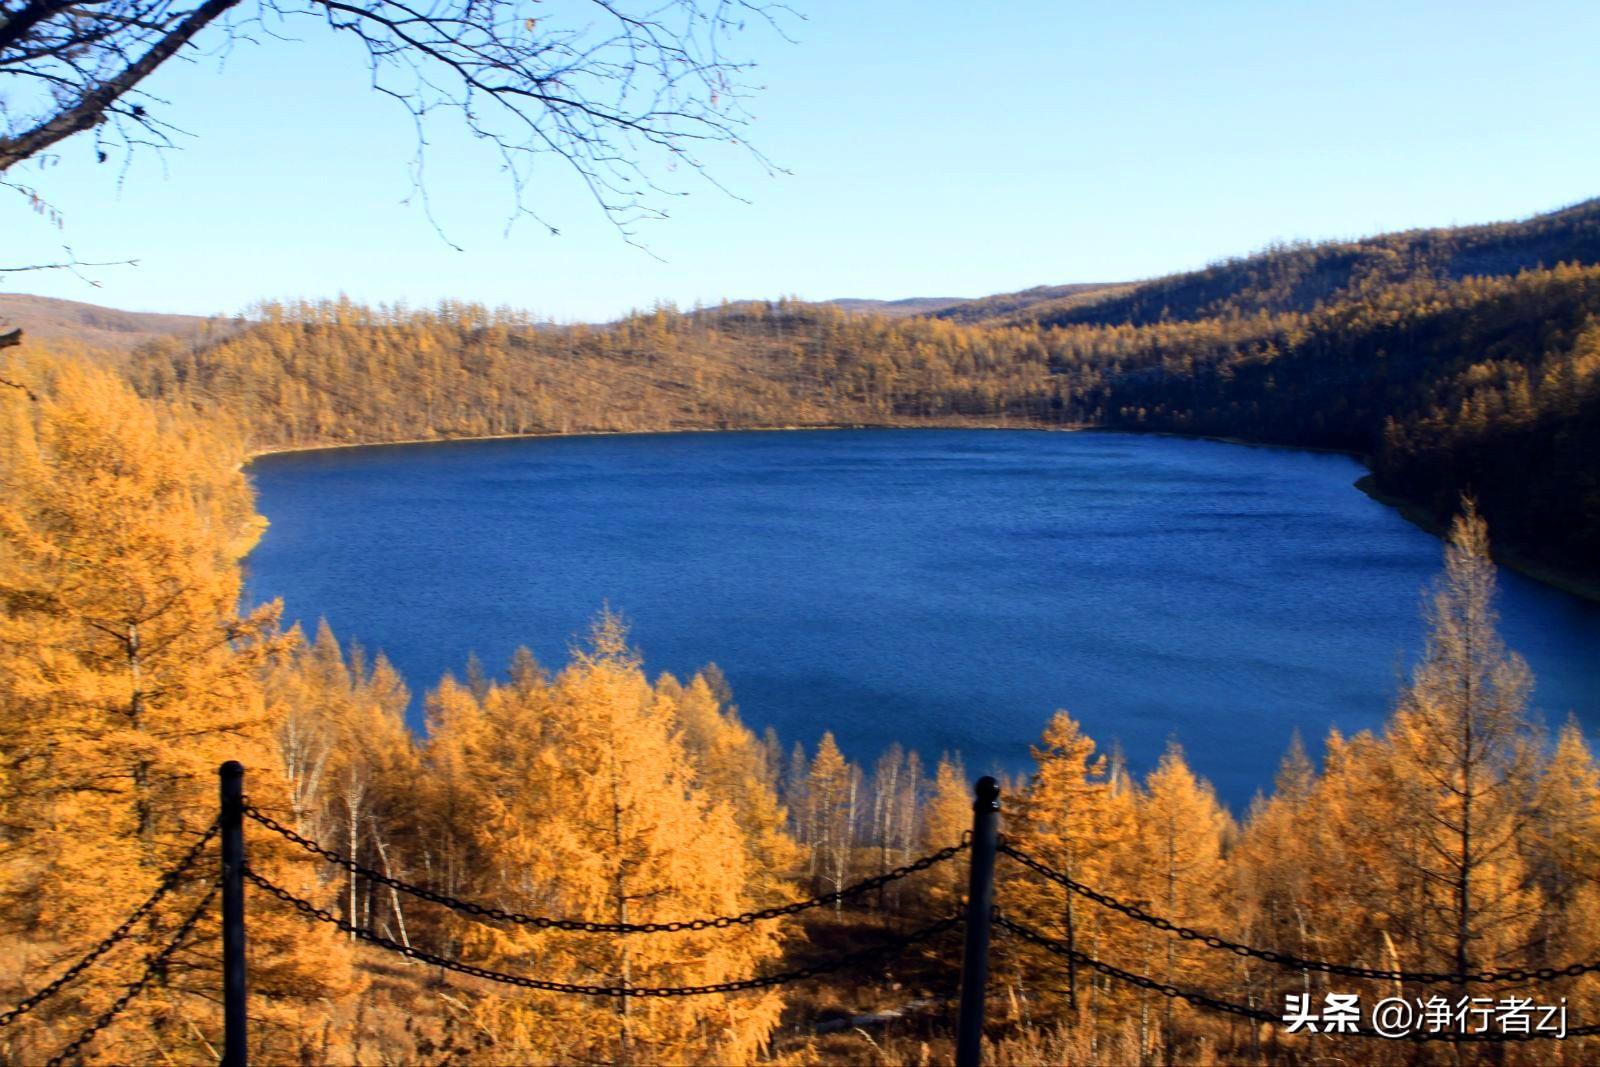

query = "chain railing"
[993,914,1600,1044]
[0,823,218,1031]
[244,801,967,933]
[995,913,1279,1024]
[12,766,1600,1067]
[999,839,1600,986]
[44,882,221,1066]
[246,867,962,997]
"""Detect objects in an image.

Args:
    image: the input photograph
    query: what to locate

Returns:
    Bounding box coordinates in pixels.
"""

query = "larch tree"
[434,618,788,1065]
[1011,711,1134,1027]
[1230,732,1326,1030]
[0,354,352,1062]
[921,751,972,910]
[659,671,801,907]
[1527,719,1600,955]
[1526,718,1600,1023]
[1130,741,1230,1064]
[1290,727,1434,995]
[415,673,496,910]
[1382,499,1541,981]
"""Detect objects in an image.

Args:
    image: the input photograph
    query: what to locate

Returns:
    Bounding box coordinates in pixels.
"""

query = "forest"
[112,197,1600,591]
[3,305,1600,1063]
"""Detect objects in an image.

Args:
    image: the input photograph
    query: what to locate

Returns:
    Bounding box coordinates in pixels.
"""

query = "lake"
[244,429,1600,808]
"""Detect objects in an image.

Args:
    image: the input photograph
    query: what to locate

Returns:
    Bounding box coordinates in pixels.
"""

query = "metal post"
[220,761,248,1067]
[955,775,1001,1067]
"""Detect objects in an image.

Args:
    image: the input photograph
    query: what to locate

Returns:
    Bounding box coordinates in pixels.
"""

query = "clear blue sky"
[5,0,1598,321]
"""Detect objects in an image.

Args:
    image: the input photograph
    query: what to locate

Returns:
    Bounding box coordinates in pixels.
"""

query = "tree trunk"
[127,622,153,841]
[610,751,631,1065]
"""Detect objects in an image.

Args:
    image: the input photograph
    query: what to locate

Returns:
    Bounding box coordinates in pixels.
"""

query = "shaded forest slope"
[984,196,1600,328]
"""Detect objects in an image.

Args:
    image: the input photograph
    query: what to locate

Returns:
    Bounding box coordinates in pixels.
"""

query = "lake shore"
[239,417,1083,465]
[240,421,1600,605]
[1352,475,1600,604]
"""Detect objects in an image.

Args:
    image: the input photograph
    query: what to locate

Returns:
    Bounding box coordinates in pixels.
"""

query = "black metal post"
[220,760,248,1067]
[955,775,1000,1067]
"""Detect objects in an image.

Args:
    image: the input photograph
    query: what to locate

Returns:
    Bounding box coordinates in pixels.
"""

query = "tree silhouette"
[0,0,790,280]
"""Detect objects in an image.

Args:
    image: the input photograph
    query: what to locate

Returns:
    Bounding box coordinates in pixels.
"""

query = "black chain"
[0,823,219,1030]
[996,913,1278,1024]
[995,915,1600,1043]
[44,882,220,1066]
[247,867,963,997]
[1000,841,1600,986]
[244,802,965,933]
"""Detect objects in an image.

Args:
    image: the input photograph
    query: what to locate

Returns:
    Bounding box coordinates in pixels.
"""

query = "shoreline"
[1353,475,1600,604]
[240,422,1600,605]
[236,418,1096,469]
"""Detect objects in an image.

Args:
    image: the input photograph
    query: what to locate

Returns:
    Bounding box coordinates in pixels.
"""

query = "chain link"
[1000,841,1600,986]
[995,914,1600,1043]
[996,913,1279,1024]
[44,882,220,1066]
[244,802,965,933]
[247,867,963,997]
[0,823,219,1030]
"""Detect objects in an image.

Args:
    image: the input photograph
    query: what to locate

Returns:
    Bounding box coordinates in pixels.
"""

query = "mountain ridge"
[11,196,1599,346]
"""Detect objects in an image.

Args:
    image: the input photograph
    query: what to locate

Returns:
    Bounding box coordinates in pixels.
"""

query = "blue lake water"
[244,429,1600,809]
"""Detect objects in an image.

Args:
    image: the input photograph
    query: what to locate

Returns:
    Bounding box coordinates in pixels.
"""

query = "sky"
[5,0,1599,321]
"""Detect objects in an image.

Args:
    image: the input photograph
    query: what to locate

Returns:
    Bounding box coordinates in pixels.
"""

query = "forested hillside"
[120,201,1600,589]
[927,283,1128,324]
[3,350,1599,1063]
[1000,197,1600,328]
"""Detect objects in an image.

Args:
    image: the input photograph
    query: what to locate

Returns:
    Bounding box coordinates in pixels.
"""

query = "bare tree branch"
[0,256,138,274]
[0,0,245,169]
[0,0,796,240]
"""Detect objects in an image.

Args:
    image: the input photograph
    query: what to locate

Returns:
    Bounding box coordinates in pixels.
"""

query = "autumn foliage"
[4,335,1600,1067]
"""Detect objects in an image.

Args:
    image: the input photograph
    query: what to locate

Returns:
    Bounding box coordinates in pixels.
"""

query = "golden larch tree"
[1009,711,1135,1031]
[1130,741,1231,1064]
[1382,499,1541,980]
[425,617,789,1064]
[660,671,801,907]
[0,354,352,1063]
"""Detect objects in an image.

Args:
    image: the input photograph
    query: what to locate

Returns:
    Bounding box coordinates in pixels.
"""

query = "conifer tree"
[1131,742,1230,1063]
[1230,732,1325,1026]
[662,671,801,906]
[922,752,972,909]
[429,617,788,1064]
[1528,719,1600,956]
[0,356,351,1062]
[1382,499,1540,979]
[1526,718,1600,1023]
[1011,712,1135,1025]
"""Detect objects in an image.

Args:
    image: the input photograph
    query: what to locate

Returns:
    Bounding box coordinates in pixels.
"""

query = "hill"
[0,292,224,355]
[821,295,970,317]
[995,197,1600,329]
[925,282,1128,323]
